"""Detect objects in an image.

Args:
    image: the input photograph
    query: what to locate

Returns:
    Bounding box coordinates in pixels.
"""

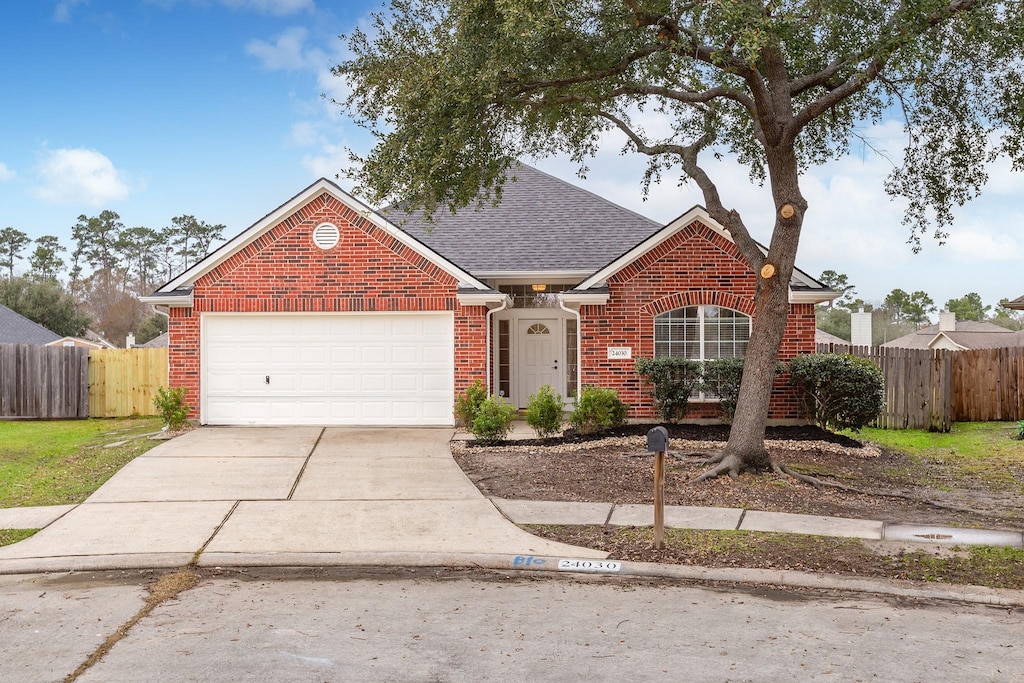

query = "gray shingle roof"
[882,320,1017,350]
[0,304,61,345]
[815,328,849,345]
[139,332,169,348]
[388,164,662,273]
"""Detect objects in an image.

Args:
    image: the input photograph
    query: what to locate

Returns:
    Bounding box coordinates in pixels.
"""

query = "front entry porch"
[492,310,578,408]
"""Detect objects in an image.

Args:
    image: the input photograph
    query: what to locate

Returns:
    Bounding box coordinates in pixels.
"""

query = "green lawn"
[848,422,1024,487]
[0,417,165,509]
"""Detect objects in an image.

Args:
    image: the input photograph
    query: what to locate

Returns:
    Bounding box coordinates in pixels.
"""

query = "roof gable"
[575,206,835,305]
[0,304,61,345]
[152,178,490,296]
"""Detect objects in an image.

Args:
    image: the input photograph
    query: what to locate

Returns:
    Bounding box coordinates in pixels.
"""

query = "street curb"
[1,550,1006,607]
[196,551,1024,607]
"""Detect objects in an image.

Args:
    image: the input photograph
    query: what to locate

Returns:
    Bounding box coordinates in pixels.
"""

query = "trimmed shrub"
[153,386,190,431]
[471,395,517,444]
[789,353,884,432]
[569,386,628,435]
[525,384,565,438]
[701,357,746,421]
[454,379,488,429]
[634,356,702,422]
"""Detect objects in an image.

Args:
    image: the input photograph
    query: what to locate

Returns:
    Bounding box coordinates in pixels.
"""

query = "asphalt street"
[2,568,1022,682]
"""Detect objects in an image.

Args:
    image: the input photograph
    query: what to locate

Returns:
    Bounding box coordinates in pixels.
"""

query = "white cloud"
[220,0,314,15]
[53,0,87,23]
[34,148,132,206]
[144,0,313,14]
[0,163,14,181]
[246,27,320,71]
[301,141,353,179]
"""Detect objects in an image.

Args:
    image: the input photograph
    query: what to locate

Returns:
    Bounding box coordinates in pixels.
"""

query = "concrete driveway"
[0,427,604,573]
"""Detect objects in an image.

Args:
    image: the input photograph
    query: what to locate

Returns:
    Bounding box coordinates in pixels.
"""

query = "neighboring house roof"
[0,304,61,345]
[931,330,1024,350]
[1007,294,1024,310]
[45,337,108,350]
[139,332,169,348]
[815,329,849,345]
[83,329,117,349]
[882,320,1022,350]
[390,164,662,276]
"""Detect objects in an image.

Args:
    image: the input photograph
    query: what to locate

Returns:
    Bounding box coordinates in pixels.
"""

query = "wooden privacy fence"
[816,343,952,431]
[88,348,169,417]
[0,345,168,419]
[951,347,1024,422]
[0,344,90,418]
[816,343,1024,430]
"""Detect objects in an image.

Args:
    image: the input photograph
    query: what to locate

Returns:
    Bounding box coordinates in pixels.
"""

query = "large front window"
[654,306,750,360]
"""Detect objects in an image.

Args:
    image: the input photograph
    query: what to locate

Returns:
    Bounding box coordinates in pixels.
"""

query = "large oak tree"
[336,0,1024,478]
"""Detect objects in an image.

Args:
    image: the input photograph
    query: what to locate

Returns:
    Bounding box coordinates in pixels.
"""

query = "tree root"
[689,452,742,483]
[689,454,1016,519]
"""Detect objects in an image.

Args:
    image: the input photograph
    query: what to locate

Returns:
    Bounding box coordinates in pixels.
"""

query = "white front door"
[516,319,562,407]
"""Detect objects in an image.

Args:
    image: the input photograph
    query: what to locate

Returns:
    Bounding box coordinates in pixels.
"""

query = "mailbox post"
[646,426,669,550]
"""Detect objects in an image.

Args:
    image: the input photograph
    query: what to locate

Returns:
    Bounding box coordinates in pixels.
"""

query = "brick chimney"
[939,309,956,332]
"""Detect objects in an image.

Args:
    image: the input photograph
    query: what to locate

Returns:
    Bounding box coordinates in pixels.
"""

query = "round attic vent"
[312,222,340,250]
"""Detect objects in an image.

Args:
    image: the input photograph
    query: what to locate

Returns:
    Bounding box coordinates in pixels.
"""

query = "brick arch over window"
[640,291,756,318]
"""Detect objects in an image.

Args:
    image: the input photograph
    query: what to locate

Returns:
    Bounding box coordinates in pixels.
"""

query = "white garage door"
[203,313,454,426]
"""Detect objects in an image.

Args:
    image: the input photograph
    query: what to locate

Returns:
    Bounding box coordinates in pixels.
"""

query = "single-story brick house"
[142,165,835,426]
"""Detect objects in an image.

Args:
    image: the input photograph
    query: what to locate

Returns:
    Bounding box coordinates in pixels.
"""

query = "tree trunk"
[702,146,806,478]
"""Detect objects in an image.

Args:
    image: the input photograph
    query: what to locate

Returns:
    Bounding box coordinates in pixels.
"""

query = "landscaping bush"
[700,357,746,421]
[634,356,702,422]
[701,358,786,421]
[569,386,628,435]
[525,384,565,438]
[153,386,191,432]
[471,395,517,444]
[789,354,884,432]
[454,379,488,428]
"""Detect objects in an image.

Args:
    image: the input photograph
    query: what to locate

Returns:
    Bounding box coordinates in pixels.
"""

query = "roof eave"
[559,290,610,306]
[140,290,194,308]
[473,269,594,282]
[457,291,512,309]
[790,289,840,305]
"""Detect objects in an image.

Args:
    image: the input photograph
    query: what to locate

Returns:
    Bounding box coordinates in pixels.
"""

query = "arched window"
[654,306,750,361]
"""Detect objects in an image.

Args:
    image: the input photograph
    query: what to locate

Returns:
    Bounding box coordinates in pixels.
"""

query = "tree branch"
[598,108,766,269]
[789,0,983,138]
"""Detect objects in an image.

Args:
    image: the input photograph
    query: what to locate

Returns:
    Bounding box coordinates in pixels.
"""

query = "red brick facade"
[167,192,488,417]
[164,187,818,425]
[577,220,816,421]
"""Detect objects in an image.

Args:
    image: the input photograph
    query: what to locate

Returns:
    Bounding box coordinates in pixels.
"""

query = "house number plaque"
[607,347,632,360]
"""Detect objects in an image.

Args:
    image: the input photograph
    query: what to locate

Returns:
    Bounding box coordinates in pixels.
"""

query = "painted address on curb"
[558,559,622,573]
[512,556,622,572]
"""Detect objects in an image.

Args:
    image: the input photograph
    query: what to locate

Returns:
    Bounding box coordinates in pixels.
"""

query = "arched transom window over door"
[654,306,751,361]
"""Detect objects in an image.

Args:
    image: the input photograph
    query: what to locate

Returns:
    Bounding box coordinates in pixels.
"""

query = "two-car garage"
[202,313,455,426]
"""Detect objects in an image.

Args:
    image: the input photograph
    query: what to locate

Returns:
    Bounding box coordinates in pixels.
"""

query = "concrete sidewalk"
[490,499,1024,547]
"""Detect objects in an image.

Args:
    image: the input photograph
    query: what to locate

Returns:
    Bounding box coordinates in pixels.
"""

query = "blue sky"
[1,0,1021,314]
